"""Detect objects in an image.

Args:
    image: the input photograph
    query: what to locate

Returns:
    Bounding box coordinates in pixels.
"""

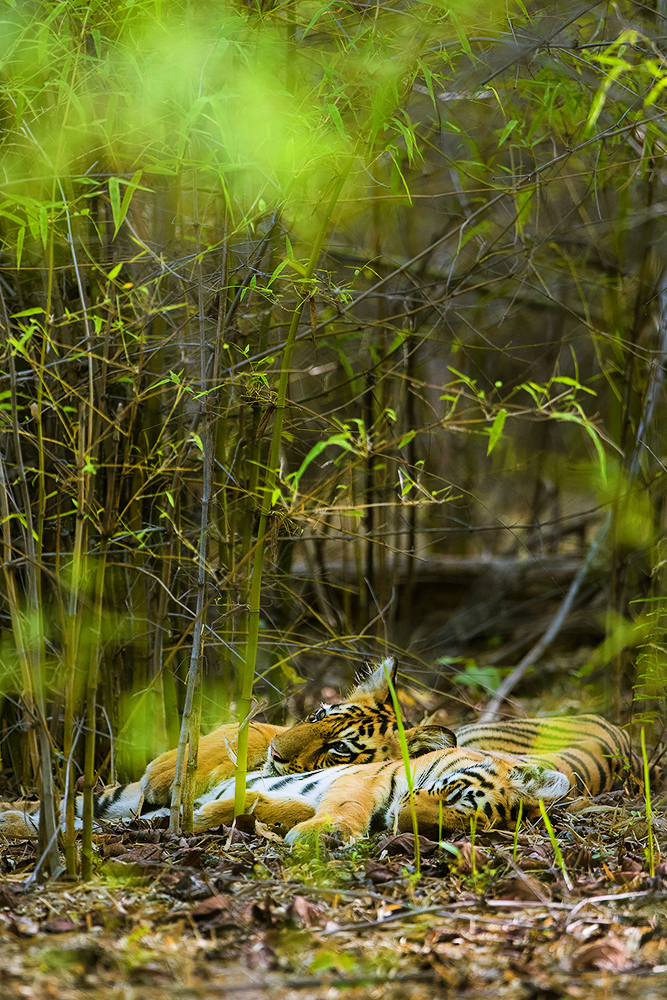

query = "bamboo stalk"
[81,547,107,881]
[234,165,352,815]
[0,286,60,878]
[62,405,88,877]
[171,176,213,832]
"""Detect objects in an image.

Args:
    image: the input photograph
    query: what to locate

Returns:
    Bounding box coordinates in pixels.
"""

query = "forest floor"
[1,781,667,1000]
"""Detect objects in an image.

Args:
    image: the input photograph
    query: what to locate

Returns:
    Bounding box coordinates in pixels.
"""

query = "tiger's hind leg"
[395,761,571,837]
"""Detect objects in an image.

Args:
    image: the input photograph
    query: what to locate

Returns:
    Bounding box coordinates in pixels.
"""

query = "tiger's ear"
[405,725,457,756]
[349,656,397,706]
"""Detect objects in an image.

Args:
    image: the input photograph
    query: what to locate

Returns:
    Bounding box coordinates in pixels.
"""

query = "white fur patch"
[0,809,40,837]
[510,765,571,802]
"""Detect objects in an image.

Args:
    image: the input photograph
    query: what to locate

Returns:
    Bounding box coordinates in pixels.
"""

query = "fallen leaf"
[241,899,275,925]
[173,847,204,868]
[253,820,284,844]
[572,935,631,971]
[100,842,127,859]
[234,814,258,835]
[118,844,165,864]
[449,839,490,872]
[0,882,19,909]
[563,847,593,869]
[41,916,82,934]
[190,894,233,918]
[620,858,643,873]
[287,895,324,927]
[494,875,551,902]
[377,833,439,857]
[364,859,403,884]
[11,916,39,936]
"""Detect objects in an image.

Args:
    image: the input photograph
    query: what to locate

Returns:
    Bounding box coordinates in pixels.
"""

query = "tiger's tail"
[0,781,145,839]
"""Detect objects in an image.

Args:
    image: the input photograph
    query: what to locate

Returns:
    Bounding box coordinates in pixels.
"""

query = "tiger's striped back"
[456,715,643,795]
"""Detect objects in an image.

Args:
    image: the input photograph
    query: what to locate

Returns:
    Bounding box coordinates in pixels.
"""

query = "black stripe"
[96,784,125,818]
[268,776,295,792]
[465,769,496,791]
[569,745,614,789]
[376,771,399,826]
[459,718,630,761]
[300,780,320,796]
[558,749,609,791]
[416,757,442,788]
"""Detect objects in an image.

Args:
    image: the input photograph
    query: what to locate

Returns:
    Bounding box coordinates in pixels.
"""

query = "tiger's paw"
[284,816,358,847]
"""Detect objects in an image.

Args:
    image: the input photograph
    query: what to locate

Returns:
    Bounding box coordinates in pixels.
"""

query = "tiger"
[0,658,455,839]
[0,656,655,841]
[176,698,655,843]
[173,746,573,842]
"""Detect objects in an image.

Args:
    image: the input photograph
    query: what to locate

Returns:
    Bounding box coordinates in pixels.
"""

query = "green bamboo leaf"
[449,12,474,61]
[15,226,24,270]
[39,205,48,245]
[11,307,45,318]
[498,119,519,145]
[420,63,436,105]
[288,434,353,492]
[550,376,596,395]
[552,412,607,484]
[327,102,346,139]
[109,177,121,235]
[0,209,25,226]
[514,188,532,236]
[90,27,102,58]
[278,662,302,684]
[117,170,144,236]
[645,76,667,107]
[109,171,145,239]
[587,61,630,131]
[267,258,290,287]
[487,408,507,456]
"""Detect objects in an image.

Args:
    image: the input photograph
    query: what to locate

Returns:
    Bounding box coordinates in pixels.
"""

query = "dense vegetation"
[0,0,665,878]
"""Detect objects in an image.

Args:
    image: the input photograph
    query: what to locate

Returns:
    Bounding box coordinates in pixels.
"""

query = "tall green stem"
[234,165,352,814]
[81,547,107,881]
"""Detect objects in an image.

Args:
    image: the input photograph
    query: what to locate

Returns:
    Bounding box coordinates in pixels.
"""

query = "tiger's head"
[265,657,456,776]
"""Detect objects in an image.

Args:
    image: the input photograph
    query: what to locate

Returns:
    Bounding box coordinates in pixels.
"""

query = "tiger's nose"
[268,742,288,764]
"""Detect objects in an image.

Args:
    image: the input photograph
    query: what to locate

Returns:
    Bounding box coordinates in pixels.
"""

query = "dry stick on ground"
[481,274,667,722]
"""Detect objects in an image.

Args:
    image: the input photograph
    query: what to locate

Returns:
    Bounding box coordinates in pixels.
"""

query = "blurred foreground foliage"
[0,0,665,870]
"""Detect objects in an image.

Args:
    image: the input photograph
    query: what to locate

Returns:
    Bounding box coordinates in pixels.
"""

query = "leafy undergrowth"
[1,791,667,1000]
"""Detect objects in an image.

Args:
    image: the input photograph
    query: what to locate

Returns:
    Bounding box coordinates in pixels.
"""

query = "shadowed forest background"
[0,0,666,879]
